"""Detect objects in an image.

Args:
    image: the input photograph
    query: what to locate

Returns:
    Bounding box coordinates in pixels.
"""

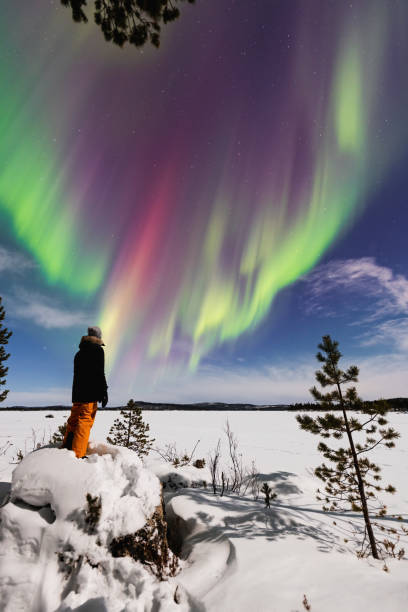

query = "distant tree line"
[3,399,408,412]
[293,398,408,413]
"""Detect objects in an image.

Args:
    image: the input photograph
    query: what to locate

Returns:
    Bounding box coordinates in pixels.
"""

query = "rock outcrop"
[0,443,186,612]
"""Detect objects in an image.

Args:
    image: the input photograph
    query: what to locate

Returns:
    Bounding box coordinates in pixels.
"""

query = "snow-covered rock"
[0,444,188,612]
[147,457,210,492]
[166,492,234,601]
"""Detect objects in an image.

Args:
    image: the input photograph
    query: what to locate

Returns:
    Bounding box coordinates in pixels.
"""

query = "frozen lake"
[1,409,407,511]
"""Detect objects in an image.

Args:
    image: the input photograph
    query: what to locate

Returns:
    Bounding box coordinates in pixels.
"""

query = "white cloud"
[0,246,35,274]
[304,258,408,348]
[360,318,408,352]
[305,258,408,317]
[7,289,90,329]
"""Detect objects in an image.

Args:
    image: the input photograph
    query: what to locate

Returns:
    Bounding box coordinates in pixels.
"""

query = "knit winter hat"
[88,326,103,340]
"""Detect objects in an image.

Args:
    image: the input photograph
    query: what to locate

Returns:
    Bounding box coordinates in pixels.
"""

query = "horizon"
[2,397,408,411]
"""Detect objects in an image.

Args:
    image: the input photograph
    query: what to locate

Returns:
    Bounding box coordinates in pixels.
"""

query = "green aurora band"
[0,21,110,294]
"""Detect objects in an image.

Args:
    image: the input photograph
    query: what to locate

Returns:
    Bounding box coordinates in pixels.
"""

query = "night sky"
[1,0,408,405]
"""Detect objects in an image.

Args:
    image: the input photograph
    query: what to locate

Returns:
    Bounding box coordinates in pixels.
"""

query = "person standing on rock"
[62,326,108,458]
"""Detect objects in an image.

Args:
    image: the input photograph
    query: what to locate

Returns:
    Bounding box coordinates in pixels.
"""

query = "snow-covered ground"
[1,410,408,611]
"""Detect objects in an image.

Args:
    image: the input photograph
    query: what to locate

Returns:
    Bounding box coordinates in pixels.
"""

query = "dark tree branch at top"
[61,0,196,49]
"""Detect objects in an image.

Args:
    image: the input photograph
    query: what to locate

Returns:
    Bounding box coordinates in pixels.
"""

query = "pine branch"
[62,0,194,49]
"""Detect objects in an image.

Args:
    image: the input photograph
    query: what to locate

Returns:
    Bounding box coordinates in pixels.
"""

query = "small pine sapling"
[14,449,25,463]
[107,399,155,457]
[50,423,67,445]
[261,482,276,508]
[0,297,12,403]
[297,335,400,559]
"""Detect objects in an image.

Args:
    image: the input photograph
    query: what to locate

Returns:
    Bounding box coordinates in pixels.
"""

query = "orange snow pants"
[63,402,98,458]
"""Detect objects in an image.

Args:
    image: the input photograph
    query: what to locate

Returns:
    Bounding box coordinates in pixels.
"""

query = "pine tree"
[107,399,154,457]
[50,423,67,445]
[0,297,12,403]
[261,482,276,508]
[297,335,399,559]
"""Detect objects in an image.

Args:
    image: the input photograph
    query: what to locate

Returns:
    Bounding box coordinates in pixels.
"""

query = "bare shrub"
[154,439,199,467]
[209,439,221,495]
[208,421,261,498]
[11,428,49,463]
[0,441,12,456]
[225,420,244,493]
[246,460,261,500]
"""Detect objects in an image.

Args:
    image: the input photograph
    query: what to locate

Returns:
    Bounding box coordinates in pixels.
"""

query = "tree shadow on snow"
[182,493,342,555]
[181,485,408,560]
[175,464,366,556]
[257,471,302,496]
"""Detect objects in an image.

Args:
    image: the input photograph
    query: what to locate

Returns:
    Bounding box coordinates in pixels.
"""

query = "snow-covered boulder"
[147,457,210,492]
[0,443,188,612]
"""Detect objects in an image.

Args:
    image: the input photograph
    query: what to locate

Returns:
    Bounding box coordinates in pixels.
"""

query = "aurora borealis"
[2,1,408,404]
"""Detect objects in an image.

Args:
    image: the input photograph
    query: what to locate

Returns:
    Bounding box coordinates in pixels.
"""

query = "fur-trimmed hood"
[79,335,105,347]
[73,335,108,404]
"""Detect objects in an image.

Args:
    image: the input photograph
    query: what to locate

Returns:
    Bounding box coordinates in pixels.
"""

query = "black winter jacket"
[72,336,108,403]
